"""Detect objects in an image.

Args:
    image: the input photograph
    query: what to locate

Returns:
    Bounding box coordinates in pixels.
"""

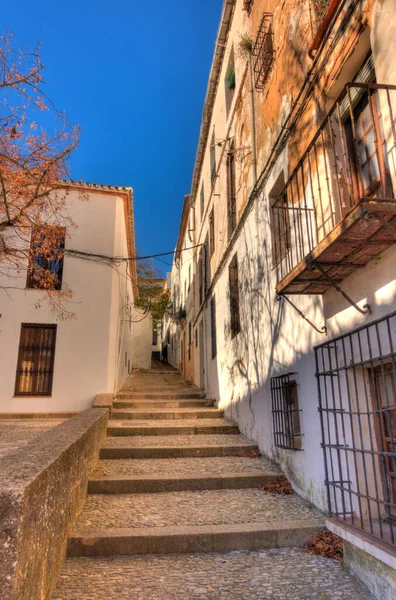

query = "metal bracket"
[367,211,396,240]
[277,294,327,335]
[313,263,371,315]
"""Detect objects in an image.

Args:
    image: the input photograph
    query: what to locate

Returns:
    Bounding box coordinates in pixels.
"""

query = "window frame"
[14,323,57,397]
[229,254,241,339]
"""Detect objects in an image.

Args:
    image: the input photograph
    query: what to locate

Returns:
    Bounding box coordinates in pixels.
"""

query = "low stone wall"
[0,408,108,600]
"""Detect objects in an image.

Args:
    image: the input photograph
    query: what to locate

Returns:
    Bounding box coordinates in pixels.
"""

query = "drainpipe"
[248,56,258,183]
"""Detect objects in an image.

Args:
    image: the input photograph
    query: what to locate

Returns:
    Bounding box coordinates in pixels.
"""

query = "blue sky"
[2,0,223,268]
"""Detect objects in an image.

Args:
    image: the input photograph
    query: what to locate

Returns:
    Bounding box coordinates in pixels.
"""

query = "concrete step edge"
[88,471,279,493]
[67,519,324,557]
[109,410,223,420]
[106,425,239,436]
[99,443,259,459]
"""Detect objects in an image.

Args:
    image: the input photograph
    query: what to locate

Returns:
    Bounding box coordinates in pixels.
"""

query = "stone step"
[112,399,214,409]
[68,488,324,557]
[116,390,207,399]
[107,419,239,436]
[67,520,323,557]
[54,549,374,600]
[88,471,278,494]
[110,407,223,420]
[99,434,258,459]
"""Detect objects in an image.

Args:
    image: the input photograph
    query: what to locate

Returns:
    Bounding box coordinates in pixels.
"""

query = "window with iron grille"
[209,209,215,257]
[200,183,205,222]
[227,141,237,240]
[210,131,217,187]
[225,47,236,117]
[14,324,57,396]
[188,321,192,361]
[316,311,396,550]
[271,192,291,267]
[229,254,241,339]
[271,374,302,450]
[210,296,217,359]
[26,227,66,290]
[252,13,275,92]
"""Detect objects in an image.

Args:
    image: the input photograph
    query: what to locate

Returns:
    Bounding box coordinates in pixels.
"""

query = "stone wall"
[0,408,108,600]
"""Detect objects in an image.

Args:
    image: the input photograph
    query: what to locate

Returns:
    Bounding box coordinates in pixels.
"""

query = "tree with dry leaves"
[0,33,81,318]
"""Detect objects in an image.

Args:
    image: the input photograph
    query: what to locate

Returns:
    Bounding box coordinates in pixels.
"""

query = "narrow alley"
[53,367,372,599]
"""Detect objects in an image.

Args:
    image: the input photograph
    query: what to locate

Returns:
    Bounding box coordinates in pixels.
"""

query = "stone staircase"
[52,368,373,599]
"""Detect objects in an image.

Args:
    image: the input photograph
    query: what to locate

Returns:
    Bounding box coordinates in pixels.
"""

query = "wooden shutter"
[15,324,57,396]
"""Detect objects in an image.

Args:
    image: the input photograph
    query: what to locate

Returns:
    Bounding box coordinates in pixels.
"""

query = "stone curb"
[67,519,324,557]
[88,471,279,494]
[116,392,207,399]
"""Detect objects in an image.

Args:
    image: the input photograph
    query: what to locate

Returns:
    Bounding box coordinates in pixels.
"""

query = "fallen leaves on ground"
[238,449,262,458]
[302,528,344,564]
[259,476,294,494]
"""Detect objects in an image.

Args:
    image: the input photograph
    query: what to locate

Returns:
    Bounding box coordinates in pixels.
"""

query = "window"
[210,296,217,359]
[26,226,66,290]
[125,351,127,367]
[195,328,198,348]
[209,209,215,257]
[225,47,236,117]
[271,374,302,450]
[252,13,275,91]
[188,321,192,361]
[152,329,158,346]
[316,312,396,549]
[200,183,205,222]
[14,324,57,396]
[271,192,290,267]
[210,131,217,187]
[227,141,237,239]
[229,254,240,339]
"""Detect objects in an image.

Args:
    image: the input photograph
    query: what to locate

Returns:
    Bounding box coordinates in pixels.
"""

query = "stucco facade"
[0,184,152,413]
[170,0,396,593]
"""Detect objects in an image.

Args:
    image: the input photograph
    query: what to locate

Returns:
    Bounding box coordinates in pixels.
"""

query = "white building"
[171,0,396,594]
[0,183,152,414]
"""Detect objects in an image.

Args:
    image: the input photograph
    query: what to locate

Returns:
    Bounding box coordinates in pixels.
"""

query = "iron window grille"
[209,209,215,257]
[26,227,66,290]
[15,323,57,396]
[271,373,302,450]
[227,142,237,240]
[252,13,275,92]
[315,311,396,550]
[210,296,217,359]
[229,254,241,339]
[210,132,217,187]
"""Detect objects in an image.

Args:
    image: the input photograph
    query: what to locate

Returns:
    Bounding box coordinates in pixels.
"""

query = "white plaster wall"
[0,189,139,412]
[192,0,396,510]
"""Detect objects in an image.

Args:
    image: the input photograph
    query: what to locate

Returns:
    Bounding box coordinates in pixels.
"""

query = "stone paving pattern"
[53,549,373,599]
[92,456,280,477]
[73,488,323,530]
[102,434,255,448]
[0,419,65,458]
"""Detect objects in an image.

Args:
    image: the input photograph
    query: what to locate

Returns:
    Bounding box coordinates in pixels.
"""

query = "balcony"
[272,82,396,295]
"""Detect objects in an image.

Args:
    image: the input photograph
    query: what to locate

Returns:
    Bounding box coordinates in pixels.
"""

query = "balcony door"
[346,90,392,202]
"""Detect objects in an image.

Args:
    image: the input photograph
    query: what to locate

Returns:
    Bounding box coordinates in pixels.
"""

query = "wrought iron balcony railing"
[272,82,396,295]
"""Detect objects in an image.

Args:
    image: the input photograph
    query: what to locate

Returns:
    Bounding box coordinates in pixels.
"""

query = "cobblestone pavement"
[102,434,255,448]
[0,419,65,458]
[74,488,323,530]
[92,456,280,477]
[53,549,373,599]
